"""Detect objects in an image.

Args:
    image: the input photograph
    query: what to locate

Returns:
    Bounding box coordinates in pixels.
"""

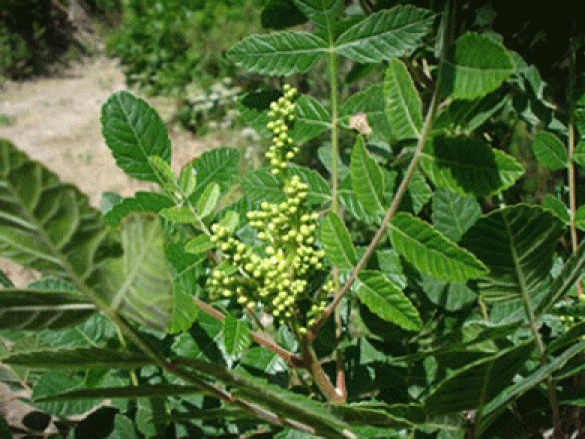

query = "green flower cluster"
[266,84,298,175]
[206,86,332,329]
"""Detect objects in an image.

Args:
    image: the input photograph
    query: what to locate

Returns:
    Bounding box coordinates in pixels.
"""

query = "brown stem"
[192,297,307,368]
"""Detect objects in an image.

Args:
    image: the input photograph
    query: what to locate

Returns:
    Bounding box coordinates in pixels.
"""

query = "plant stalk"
[308,0,455,340]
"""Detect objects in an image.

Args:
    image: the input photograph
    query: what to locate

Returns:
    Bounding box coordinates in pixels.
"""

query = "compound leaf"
[101,91,171,183]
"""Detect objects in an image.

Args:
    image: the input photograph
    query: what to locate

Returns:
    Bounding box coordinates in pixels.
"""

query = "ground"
[0,55,223,286]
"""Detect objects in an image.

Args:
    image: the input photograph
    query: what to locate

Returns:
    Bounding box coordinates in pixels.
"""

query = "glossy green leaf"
[223,313,251,357]
[178,164,198,198]
[104,191,174,226]
[339,176,380,224]
[2,347,153,369]
[356,270,422,331]
[476,341,585,436]
[291,0,343,29]
[419,135,525,197]
[334,6,435,63]
[573,140,585,168]
[189,147,239,203]
[228,31,327,76]
[320,212,357,269]
[197,182,221,219]
[424,342,533,415]
[420,276,477,311]
[291,94,331,145]
[0,280,95,330]
[185,234,214,255]
[442,32,514,100]
[384,59,423,140]
[98,215,173,331]
[350,137,385,215]
[0,139,113,285]
[432,188,481,242]
[460,205,565,302]
[532,131,567,170]
[101,91,171,182]
[388,212,488,283]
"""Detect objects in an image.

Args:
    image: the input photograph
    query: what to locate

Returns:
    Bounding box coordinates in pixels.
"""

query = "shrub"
[2,1,585,438]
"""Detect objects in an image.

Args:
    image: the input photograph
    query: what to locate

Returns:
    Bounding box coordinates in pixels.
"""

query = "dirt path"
[0,55,217,207]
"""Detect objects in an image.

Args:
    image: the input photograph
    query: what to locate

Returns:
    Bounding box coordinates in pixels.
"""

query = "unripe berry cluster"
[206,88,331,329]
[266,84,298,175]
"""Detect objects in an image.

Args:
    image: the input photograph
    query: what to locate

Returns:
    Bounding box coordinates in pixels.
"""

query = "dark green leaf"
[339,84,392,143]
[189,147,239,203]
[419,135,525,197]
[291,0,343,29]
[3,347,153,369]
[261,0,307,30]
[389,212,488,283]
[424,342,534,415]
[432,188,481,242]
[460,205,565,302]
[291,94,331,145]
[442,33,514,100]
[356,270,422,331]
[477,341,585,436]
[101,91,171,182]
[32,371,97,417]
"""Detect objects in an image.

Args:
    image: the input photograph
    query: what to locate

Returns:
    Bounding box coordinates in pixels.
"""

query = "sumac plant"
[2,1,585,438]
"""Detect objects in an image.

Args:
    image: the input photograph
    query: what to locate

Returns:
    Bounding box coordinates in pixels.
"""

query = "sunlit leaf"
[223,313,251,357]
[320,212,357,269]
[228,31,327,76]
[101,91,171,182]
[334,6,435,63]
[350,137,385,215]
